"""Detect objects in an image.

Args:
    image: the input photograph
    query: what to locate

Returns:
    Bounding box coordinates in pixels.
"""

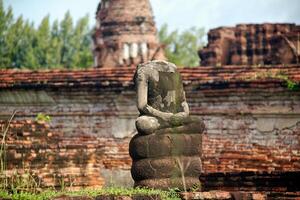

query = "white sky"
[3,0,300,32]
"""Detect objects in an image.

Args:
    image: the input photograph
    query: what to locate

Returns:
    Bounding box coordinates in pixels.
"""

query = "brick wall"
[190,88,300,173]
[4,120,131,188]
[0,66,299,188]
[0,88,137,188]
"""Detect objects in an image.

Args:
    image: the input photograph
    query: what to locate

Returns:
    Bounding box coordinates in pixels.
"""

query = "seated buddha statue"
[134,60,205,135]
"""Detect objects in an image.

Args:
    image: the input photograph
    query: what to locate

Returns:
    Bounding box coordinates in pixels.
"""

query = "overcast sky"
[3,0,300,32]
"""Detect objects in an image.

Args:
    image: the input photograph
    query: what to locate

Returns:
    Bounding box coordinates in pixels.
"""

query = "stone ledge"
[47,191,300,200]
[181,191,300,200]
[199,171,300,192]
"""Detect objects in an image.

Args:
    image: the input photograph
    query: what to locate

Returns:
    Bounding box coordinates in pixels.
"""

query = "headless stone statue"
[130,61,205,190]
[135,60,204,135]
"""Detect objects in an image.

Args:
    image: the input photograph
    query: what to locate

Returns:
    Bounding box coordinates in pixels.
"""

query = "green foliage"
[0,0,93,69]
[167,188,181,199]
[0,0,13,67]
[35,15,51,68]
[286,79,299,91]
[59,11,74,68]
[59,13,93,69]
[252,70,299,91]
[4,170,41,194]
[35,113,51,123]
[159,24,205,67]
[190,183,201,192]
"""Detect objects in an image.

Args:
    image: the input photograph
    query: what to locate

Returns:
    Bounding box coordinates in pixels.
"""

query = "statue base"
[129,120,205,190]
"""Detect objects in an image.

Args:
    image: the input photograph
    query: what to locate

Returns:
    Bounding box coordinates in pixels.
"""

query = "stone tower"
[93,0,165,68]
[199,23,300,66]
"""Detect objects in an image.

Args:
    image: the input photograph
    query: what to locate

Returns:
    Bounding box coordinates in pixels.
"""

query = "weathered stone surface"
[46,192,300,200]
[101,169,134,187]
[134,177,200,190]
[51,195,162,200]
[180,191,232,200]
[130,61,205,190]
[93,0,165,68]
[199,23,300,66]
[132,156,202,180]
[129,133,202,159]
[181,191,300,200]
[134,61,204,134]
[52,196,93,200]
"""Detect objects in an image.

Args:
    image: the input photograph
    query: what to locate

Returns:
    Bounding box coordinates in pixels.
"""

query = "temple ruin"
[93,0,165,68]
[0,0,300,199]
[199,23,300,66]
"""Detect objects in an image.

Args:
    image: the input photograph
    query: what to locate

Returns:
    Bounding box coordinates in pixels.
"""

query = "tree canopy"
[158,24,205,67]
[0,0,93,69]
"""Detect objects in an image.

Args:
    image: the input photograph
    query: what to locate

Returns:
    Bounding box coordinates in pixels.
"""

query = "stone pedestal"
[129,126,204,190]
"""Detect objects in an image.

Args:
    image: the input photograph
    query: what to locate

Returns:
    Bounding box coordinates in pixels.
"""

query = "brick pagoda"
[93,0,165,68]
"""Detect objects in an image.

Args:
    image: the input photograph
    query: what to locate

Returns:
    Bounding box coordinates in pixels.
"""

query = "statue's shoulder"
[137,60,177,75]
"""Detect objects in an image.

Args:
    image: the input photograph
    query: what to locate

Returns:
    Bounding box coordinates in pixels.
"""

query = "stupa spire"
[93,0,165,68]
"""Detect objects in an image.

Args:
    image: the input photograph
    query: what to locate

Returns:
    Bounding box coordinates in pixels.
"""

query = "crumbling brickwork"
[197,88,300,173]
[2,120,132,189]
[0,65,299,188]
[93,0,165,68]
[199,23,300,66]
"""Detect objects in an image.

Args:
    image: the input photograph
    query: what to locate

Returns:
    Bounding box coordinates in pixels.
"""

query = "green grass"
[0,187,181,200]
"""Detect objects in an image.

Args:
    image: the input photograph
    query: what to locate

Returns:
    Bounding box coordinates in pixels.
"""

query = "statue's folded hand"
[170,112,188,126]
[174,112,188,118]
[159,112,173,122]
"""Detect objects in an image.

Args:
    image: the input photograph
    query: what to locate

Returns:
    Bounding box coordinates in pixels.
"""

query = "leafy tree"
[72,14,93,68]
[21,21,38,69]
[159,24,205,67]
[48,20,62,68]
[0,0,37,69]
[0,3,93,69]
[59,11,75,68]
[35,15,51,68]
[4,17,37,69]
[0,0,13,68]
[6,16,25,68]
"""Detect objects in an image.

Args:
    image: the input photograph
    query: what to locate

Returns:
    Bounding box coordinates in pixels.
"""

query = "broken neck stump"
[129,60,205,190]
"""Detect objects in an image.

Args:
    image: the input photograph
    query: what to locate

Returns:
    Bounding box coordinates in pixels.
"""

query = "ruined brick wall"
[0,66,299,188]
[3,120,131,189]
[93,0,165,68]
[193,88,300,173]
[0,88,137,188]
[199,27,236,66]
[199,23,300,66]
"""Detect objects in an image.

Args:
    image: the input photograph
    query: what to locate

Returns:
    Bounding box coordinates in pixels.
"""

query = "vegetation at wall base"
[0,187,182,200]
